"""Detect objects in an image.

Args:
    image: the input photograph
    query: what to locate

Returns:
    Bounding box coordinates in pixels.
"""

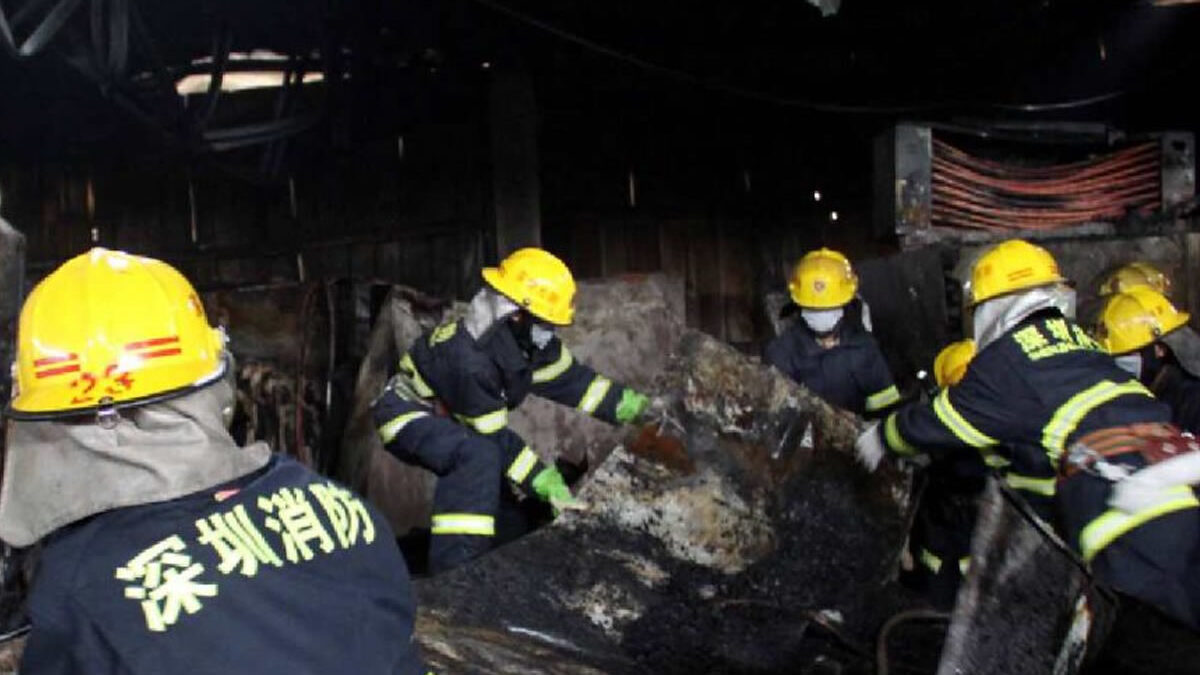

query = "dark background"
[1,0,1198,346]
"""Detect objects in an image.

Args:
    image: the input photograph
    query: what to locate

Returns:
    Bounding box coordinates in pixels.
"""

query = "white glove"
[855,422,886,472]
[1109,474,1177,514]
[1109,451,1200,513]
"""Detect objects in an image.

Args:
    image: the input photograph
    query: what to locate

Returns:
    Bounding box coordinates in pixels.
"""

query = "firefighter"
[905,339,985,608]
[1097,286,1200,435]
[1098,261,1171,297]
[1077,261,1173,330]
[371,247,660,573]
[1,249,429,675]
[765,248,899,417]
[856,239,1200,630]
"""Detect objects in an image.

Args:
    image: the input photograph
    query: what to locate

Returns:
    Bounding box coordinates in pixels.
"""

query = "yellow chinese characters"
[1013,320,1102,361]
[115,535,218,633]
[116,480,379,632]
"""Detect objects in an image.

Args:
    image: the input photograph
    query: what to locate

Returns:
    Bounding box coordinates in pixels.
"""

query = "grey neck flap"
[1162,325,1200,380]
[973,286,1067,351]
[463,287,520,340]
[0,380,271,548]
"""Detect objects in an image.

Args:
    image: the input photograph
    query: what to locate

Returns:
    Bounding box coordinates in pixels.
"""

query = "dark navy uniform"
[21,454,429,675]
[1151,364,1200,436]
[880,310,1200,628]
[906,448,988,608]
[372,318,642,572]
[764,319,899,416]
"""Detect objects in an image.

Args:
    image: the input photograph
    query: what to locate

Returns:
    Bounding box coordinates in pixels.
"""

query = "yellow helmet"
[968,239,1065,306]
[933,339,976,388]
[1098,262,1171,297]
[482,247,577,326]
[1095,286,1190,355]
[9,248,226,419]
[788,248,858,309]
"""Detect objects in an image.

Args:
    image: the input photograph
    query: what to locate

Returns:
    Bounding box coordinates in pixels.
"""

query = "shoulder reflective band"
[932,388,998,449]
[378,410,428,444]
[1005,472,1056,497]
[506,447,540,485]
[884,413,918,456]
[1078,486,1199,562]
[865,385,901,412]
[578,376,612,415]
[458,409,508,435]
[532,346,573,384]
[1041,380,1153,463]
[919,548,943,573]
[431,513,496,537]
[399,353,435,399]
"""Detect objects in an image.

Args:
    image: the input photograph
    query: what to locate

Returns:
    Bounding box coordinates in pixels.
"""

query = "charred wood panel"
[415,331,919,674]
[937,481,1116,675]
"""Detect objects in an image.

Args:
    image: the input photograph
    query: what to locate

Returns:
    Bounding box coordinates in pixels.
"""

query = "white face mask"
[1114,353,1143,379]
[530,323,556,350]
[802,308,844,335]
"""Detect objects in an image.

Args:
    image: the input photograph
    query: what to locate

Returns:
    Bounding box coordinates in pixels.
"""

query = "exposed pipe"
[930,138,1162,231]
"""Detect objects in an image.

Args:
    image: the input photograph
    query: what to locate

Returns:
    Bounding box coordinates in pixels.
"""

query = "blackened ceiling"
[0,0,1198,166]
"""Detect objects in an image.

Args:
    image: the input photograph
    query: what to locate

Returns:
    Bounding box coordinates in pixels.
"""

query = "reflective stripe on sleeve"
[1004,472,1056,497]
[506,447,540,485]
[932,388,998,449]
[865,385,901,412]
[430,513,496,536]
[399,353,435,398]
[578,376,612,415]
[958,557,971,575]
[457,408,508,435]
[377,411,428,444]
[532,346,573,384]
[884,413,919,456]
[1078,486,1199,562]
[1041,380,1153,463]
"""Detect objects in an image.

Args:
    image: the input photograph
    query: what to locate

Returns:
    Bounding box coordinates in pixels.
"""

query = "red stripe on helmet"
[125,336,180,350]
[35,364,81,379]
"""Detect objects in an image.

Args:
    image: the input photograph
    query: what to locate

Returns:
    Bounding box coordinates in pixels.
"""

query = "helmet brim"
[6,359,228,421]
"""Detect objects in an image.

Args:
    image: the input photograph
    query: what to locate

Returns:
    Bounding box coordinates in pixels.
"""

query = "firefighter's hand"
[532,466,587,515]
[855,422,886,472]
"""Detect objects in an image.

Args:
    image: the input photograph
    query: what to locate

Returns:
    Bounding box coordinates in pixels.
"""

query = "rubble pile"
[415,331,930,674]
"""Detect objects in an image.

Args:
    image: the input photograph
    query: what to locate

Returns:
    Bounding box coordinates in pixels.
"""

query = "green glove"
[615,389,650,425]
[531,467,585,514]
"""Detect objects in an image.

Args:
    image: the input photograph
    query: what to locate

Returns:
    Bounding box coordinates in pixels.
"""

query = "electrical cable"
[930,138,1161,231]
[466,0,1129,115]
